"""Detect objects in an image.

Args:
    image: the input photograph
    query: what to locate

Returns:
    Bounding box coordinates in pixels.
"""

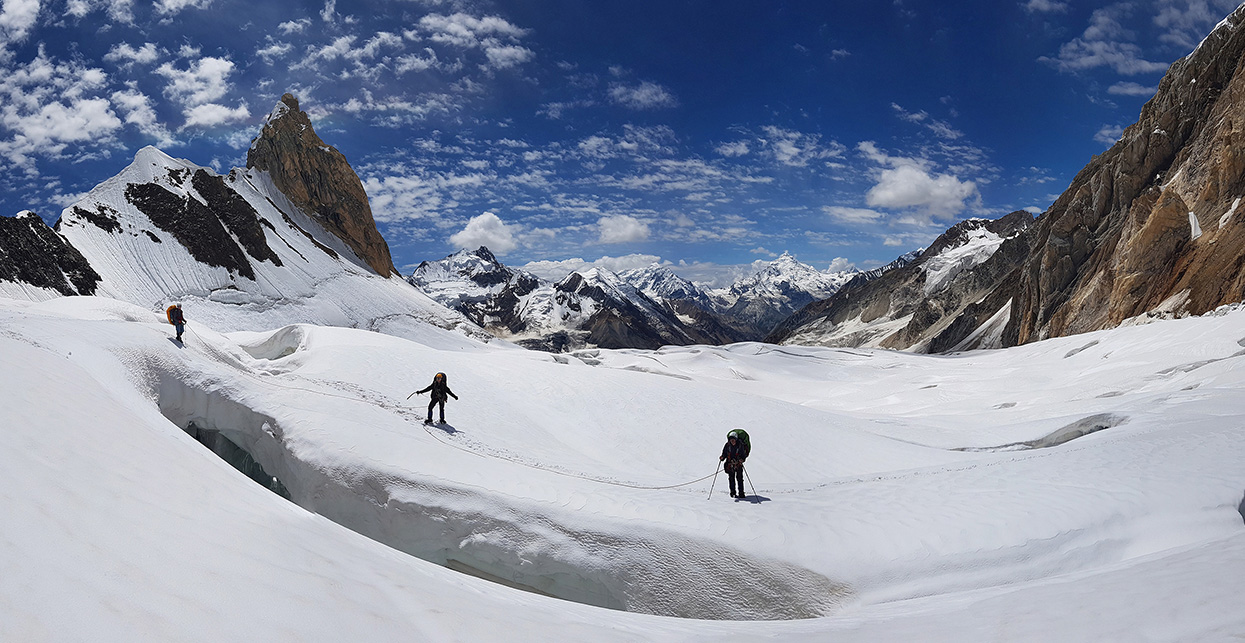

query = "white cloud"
[1154,0,1241,49]
[155,56,235,106]
[858,141,979,219]
[0,48,128,171]
[65,0,132,21]
[597,214,650,244]
[449,211,517,253]
[396,48,439,74]
[278,18,311,34]
[320,0,336,23]
[1042,6,1169,75]
[257,42,292,63]
[715,141,750,157]
[609,81,678,110]
[1108,81,1156,96]
[0,98,123,169]
[484,44,533,69]
[1023,0,1068,13]
[111,88,174,145]
[104,42,160,65]
[761,126,845,167]
[827,257,855,272]
[1094,124,1124,146]
[823,205,885,224]
[417,13,527,47]
[155,0,211,15]
[0,0,41,44]
[181,101,249,129]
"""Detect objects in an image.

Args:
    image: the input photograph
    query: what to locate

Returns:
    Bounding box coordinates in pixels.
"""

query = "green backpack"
[727,428,751,455]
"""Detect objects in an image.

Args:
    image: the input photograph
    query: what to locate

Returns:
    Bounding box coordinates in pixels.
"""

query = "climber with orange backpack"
[166,303,186,343]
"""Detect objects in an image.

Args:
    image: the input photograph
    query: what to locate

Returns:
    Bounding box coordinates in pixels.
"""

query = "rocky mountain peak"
[1006,3,1245,344]
[247,93,396,277]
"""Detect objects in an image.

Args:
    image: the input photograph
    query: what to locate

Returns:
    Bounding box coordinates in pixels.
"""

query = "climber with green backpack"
[719,428,751,498]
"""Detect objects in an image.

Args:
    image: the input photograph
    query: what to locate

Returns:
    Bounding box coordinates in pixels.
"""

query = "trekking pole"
[707,462,721,500]
[405,391,417,400]
[742,465,757,498]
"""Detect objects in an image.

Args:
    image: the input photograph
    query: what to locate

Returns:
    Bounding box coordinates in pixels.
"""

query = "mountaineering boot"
[737,492,745,499]
[730,491,736,498]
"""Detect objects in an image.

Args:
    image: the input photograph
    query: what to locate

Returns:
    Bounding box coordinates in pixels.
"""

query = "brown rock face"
[1005,6,1245,344]
[247,94,396,277]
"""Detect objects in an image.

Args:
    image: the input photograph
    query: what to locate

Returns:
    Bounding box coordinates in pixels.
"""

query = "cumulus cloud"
[0,48,128,171]
[65,0,133,22]
[181,101,249,129]
[608,81,678,110]
[104,42,160,66]
[0,0,41,44]
[858,141,978,219]
[827,257,855,272]
[363,173,447,222]
[1041,5,1169,75]
[449,211,517,253]
[155,56,235,106]
[155,0,212,14]
[484,43,534,69]
[1094,124,1124,146]
[597,214,650,244]
[111,88,174,145]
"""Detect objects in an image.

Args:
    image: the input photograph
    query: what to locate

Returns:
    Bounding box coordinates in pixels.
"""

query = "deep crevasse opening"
[155,376,849,621]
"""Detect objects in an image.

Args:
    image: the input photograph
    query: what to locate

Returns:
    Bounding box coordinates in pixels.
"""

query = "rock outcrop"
[1006,5,1245,343]
[0,211,100,298]
[247,94,396,277]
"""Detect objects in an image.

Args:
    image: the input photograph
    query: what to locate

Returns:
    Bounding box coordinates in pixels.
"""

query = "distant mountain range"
[5,3,1245,354]
[409,247,858,350]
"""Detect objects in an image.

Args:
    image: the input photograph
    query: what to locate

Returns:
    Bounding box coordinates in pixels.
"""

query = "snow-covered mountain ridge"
[411,247,860,350]
[0,98,481,342]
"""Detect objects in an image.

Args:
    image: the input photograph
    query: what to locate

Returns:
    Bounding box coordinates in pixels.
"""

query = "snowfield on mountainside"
[2,295,1245,641]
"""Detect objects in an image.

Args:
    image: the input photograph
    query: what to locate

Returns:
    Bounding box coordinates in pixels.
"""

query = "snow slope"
[2,295,1245,641]
[53,147,476,341]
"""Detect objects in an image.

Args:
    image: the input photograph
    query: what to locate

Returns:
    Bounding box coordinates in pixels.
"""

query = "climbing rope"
[181,324,722,491]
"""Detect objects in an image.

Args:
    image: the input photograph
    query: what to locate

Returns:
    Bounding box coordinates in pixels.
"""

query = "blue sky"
[0,0,1239,285]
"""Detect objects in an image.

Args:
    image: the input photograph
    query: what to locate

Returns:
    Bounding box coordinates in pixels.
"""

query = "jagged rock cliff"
[247,94,396,277]
[1007,5,1245,343]
[0,211,100,300]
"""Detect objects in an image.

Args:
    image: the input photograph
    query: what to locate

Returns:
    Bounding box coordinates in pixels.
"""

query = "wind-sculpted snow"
[3,296,1245,640]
